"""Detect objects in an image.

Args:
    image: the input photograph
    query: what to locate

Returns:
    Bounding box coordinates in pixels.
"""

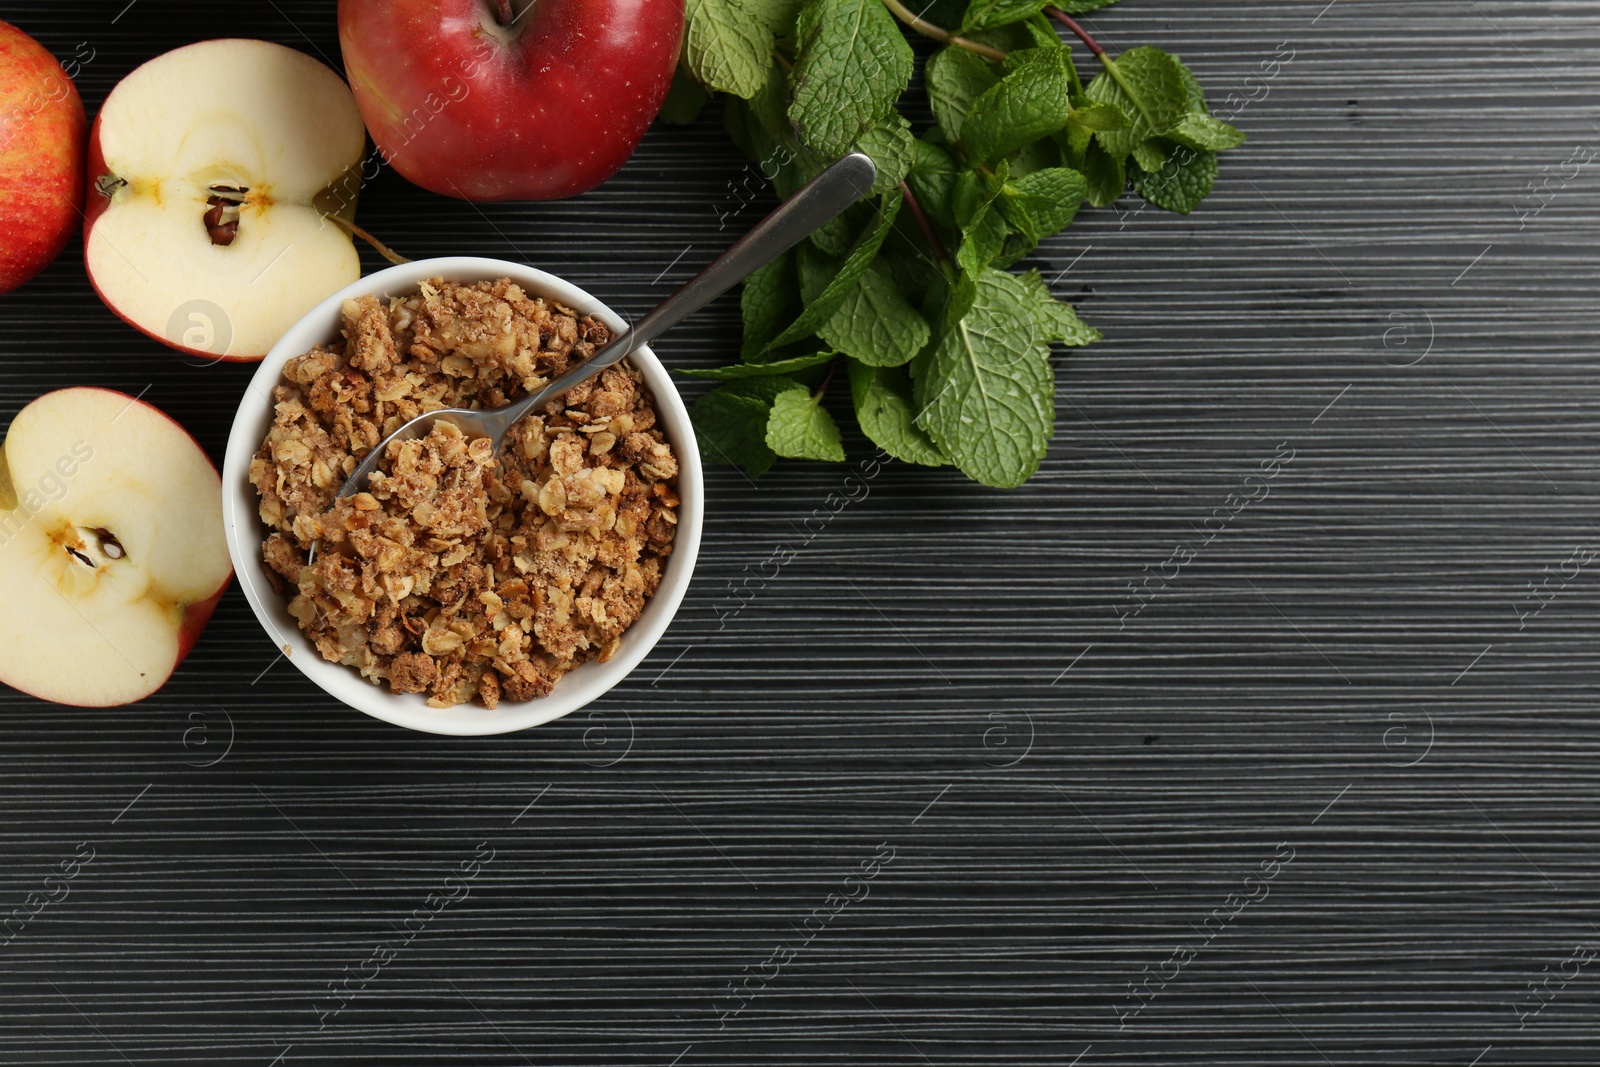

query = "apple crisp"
[250,278,680,709]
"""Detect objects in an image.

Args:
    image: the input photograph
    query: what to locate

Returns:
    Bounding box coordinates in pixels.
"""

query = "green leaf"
[765,191,903,352]
[1082,139,1125,206]
[1006,135,1063,177]
[998,166,1086,243]
[680,351,839,379]
[906,137,960,230]
[1052,0,1123,11]
[660,64,711,124]
[740,250,800,360]
[1084,45,1189,161]
[682,0,795,99]
[788,0,914,157]
[952,165,1000,228]
[854,114,915,195]
[926,46,1000,143]
[993,230,1038,270]
[1068,101,1131,132]
[1171,50,1207,110]
[961,46,1075,165]
[1168,110,1246,151]
[1131,138,1166,173]
[819,265,931,367]
[797,241,837,304]
[848,361,948,466]
[960,0,1048,33]
[690,377,803,476]
[1132,143,1217,213]
[912,267,1054,488]
[956,202,1008,276]
[1017,269,1100,346]
[766,387,846,461]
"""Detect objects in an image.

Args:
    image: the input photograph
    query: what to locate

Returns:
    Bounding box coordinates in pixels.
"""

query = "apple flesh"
[85,39,367,361]
[0,21,86,293]
[0,388,233,707]
[338,0,684,201]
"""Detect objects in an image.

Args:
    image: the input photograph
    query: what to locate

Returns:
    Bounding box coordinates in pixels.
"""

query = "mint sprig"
[672,0,1243,488]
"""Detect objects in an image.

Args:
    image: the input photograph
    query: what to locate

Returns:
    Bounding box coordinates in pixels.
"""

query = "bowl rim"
[220,256,703,736]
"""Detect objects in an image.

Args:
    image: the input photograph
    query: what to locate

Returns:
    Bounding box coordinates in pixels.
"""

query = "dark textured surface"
[1,1,1598,1064]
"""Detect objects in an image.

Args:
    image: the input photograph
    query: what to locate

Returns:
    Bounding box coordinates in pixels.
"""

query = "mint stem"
[1045,7,1107,59]
[880,0,1007,62]
[813,356,841,400]
[898,181,952,272]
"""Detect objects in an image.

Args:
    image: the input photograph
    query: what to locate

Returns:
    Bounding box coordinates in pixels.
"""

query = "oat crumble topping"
[249,278,680,709]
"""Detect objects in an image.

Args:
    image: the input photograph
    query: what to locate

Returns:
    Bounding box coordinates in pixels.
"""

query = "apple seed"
[203,184,248,246]
[93,528,125,560]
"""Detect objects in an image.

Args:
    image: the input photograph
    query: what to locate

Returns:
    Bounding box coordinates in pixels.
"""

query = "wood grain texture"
[0,1,1597,1064]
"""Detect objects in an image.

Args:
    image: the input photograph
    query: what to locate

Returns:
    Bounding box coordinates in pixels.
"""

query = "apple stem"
[493,0,515,24]
[879,0,1007,62]
[325,215,411,266]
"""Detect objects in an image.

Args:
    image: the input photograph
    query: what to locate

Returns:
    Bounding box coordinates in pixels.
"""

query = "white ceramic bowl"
[221,257,703,736]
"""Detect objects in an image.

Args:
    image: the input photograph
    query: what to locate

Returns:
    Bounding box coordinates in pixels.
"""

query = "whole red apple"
[0,21,85,293]
[338,0,683,201]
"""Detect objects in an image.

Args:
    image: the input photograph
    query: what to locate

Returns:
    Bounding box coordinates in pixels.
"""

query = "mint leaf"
[680,351,838,379]
[1018,269,1099,346]
[961,46,1074,165]
[682,0,794,99]
[1084,45,1189,161]
[854,114,915,195]
[907,137,960,230]
[1131,138,1166,173]
[1169,110,1246,151]
[788,0,914,157]
[1133,144,1217,213]
[913,267,1054,488]
[797,241,837,304]
[1068,101,1130,133]
[926,46,1000,143]
[765,191,903,351]
[953,165,1001,228]
[848,361,948,466]
[741,250,800,360]
[660,65,711,124]
[691,377,804,476]
[998,166,1086,243]
[957,204,1008,276]
[766,387,846,462]
[1053,0,1123,10]
[819,265,931,367]
[1171,50,1207,110]
[1082,139,1125,206]
[960,0,1047,34]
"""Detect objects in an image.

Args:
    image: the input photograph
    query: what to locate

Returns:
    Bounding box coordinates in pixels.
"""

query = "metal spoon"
[326,152,877,507]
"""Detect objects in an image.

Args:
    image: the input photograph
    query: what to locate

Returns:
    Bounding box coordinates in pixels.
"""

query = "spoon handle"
[507,152,877,421]
[614,150,877,356]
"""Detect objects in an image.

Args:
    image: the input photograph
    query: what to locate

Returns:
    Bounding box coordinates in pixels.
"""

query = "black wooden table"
[2,1,1597,1063]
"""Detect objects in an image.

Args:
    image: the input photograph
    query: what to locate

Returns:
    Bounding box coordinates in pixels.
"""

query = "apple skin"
[0,21,86,293]
[338,0,684,201]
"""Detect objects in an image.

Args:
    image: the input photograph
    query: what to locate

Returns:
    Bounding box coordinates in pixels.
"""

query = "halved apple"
[84,39,367,361]
[0,388,233,706]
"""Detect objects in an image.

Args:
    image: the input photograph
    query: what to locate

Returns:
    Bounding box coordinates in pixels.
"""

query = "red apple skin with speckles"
[337,0,684,201]
[0,21,85,293]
